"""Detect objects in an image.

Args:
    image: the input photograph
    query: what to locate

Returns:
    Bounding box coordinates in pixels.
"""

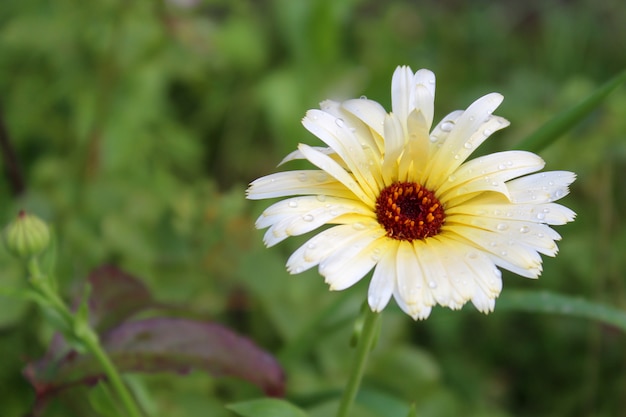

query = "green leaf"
[498,290,626,332]
[227,398,309,417]
[517,68,626,153]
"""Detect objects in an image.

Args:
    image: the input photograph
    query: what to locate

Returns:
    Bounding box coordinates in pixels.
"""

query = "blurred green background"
[1,0,625,416]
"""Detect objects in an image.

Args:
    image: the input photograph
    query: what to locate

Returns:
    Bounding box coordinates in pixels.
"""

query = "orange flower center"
[375,182,445,241]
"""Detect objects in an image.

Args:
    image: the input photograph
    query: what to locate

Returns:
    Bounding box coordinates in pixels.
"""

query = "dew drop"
[352,222,366,230]
[489,241,498,247]
[536,213,545,220]
[307,242,317,250]
[297,172,308,182]
[360,95,367,100]
[447,175,456,182]
[429,135,439,143]
[497,163,507,170]
[554,189,565,198]
[542,208,550,213]
[288,201,298,208]
[519,225,530,233]
[441,121,454,132]
[496,223,509,231]
[428,280,437,289]
[484,128,493,136]
[537,233,544,238]
[500,250,508,256]
[315,172,327,182]
[302,214,314,222]
[316,194,326,202]
[453,154,460,160]
[335,118,345,128]
[294,266,303,273]
[464,142,473,149]
[467,251,478,259]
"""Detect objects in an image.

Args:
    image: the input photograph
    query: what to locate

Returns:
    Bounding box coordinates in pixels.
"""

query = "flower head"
[247,66,576,320]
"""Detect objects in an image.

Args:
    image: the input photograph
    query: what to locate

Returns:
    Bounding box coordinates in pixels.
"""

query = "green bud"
[3,210,51,259]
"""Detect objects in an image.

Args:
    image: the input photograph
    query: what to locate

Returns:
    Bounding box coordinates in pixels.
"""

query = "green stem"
[336,307,381,417]
[27,258,143,417]
[80,330,143,417]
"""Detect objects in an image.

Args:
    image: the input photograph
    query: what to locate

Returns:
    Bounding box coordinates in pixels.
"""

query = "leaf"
[516,68,626,153]
[227,398,309,417]
[498,290,626,332]
[25,318,285,398]
[86,265,159,332]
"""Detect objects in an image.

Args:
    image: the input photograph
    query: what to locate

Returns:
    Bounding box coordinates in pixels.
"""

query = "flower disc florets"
[376,182,445,241]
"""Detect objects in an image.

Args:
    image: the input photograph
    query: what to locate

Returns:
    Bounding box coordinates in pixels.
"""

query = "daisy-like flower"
[247,66,576,320]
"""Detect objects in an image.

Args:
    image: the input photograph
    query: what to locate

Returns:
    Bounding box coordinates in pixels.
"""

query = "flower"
[247,66,576,320]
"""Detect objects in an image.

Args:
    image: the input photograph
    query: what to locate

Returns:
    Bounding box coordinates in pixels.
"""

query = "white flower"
[247,66,576,320]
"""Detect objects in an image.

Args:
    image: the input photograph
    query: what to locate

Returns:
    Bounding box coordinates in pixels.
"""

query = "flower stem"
[336,306,381,417]
[27,258,143,417]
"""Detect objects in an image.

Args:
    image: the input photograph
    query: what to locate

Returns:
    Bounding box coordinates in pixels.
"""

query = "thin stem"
[27,258,143,417]
[80,330,143,417]
[336,307,381,417]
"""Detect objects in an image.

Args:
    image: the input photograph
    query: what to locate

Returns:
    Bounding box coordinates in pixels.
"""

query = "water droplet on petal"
[297,172,308,182]
[294,266,303,273]
[496,223,509,231]
[428,280,437,289]
[335,118,345,128]
[360,95,367,100]
[302,214,314,222]
[448,175,456,182]
[484,128,493,136]
[464,142,473,149]
[307,242,316,249]
[497,163,507,170]
[352,222,366,230]
[316,194,326,202]
[288,201,298,208]
[500,250,508,256]
[536,213,546,220]
[441,121,454,132]
[519,225,530,233]
[467,251,478,259]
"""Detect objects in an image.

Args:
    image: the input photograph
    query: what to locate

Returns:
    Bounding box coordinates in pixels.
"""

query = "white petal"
[368,240,399,312]
[302,109,381,199]
[278,146,335,166]
[507,171,577,203]
[341,98,387,143]
[298,144,375,206]
[395,241,432,310]
[247,170,352,200]
[391,66,414,129]
[413,69,436,120]
[444,226,543,278]
[382,113,405,184]
[437,151,545,198]
[320,99,382,160]
[412,239,454,307]
[322,232,389,291]
[445,213,561,256]
[258,196,373,247]
[446,197,576,226]
[286,222,378,273]
[426,93,508,187]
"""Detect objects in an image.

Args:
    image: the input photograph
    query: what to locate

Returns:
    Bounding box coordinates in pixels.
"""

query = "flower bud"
[3,210,51,259]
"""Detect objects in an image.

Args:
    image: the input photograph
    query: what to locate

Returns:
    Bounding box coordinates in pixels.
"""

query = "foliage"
[1,0,625,416]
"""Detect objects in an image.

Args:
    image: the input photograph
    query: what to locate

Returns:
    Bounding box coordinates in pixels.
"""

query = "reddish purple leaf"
[86,265,159,332]
[25,318,285,399]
